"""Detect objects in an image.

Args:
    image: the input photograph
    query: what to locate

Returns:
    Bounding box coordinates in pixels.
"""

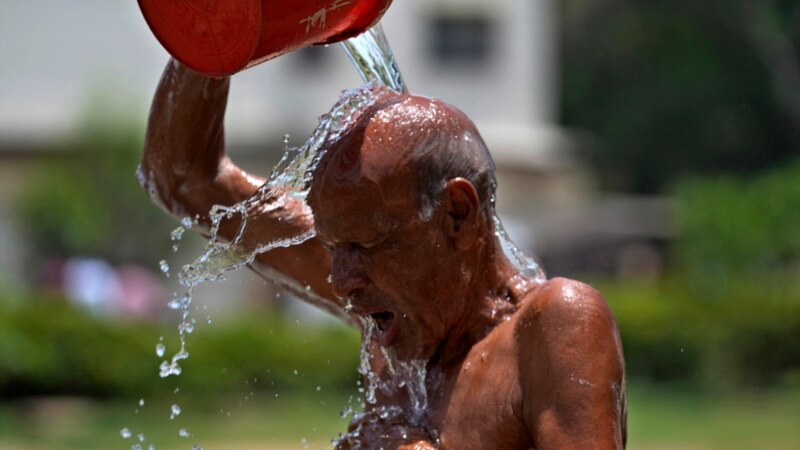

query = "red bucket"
[138,0,393,76]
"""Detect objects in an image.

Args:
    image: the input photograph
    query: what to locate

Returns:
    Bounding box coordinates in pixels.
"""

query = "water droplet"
[138,398,145,407]
[282,133,291,145]
[179,320,195,334]
[173,348,190,362]
[155,343,165,357]
[170,226,186,241]
[159,360,182,378]
[179,428,190,438]
[148,445,155,450]
[159,260,170,276]
[131,444,142,450]
[181,216,194,228]
[170,404,181,419]
[158,361,171,378]
[316,385,321,391]
[137,433,145,442]
[120,428,132,439]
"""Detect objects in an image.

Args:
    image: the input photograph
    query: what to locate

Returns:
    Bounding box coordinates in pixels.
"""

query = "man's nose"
[330,247,368,300]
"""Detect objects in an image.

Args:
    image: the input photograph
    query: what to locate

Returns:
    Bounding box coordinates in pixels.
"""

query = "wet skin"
[141,60,627,449]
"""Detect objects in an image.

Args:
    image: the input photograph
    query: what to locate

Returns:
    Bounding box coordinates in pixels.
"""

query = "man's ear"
[441,178,480,251]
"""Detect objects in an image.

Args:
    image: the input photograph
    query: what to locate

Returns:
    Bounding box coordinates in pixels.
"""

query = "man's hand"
[335,409,437,450]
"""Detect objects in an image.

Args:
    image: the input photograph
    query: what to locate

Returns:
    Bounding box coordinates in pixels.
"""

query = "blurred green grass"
[1,385,798,449]
[627,385,800,449]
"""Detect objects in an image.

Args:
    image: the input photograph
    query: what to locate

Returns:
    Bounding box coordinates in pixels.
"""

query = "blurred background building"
[2,0,571,315]
[0,0,676,295]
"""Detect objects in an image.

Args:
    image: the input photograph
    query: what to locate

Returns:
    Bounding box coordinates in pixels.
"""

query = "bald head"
[310,89,496,222]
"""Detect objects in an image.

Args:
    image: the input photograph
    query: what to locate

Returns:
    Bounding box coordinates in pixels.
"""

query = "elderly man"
[140,60,627,449]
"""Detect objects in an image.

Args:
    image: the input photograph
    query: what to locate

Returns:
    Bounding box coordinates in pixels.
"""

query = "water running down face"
[308,94,495,360]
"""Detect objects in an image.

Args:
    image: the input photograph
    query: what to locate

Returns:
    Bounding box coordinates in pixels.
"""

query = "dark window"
[428,14,495,65]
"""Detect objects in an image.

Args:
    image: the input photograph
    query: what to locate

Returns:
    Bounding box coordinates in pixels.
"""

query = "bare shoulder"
[514,276,623,371]
[514,277,627,448]
[516,276,617,336]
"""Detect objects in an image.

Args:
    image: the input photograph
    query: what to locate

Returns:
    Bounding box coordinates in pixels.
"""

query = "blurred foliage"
[1,277,798,399]
[560,0,800,193]
[608,160,800,387]
[597,275,800,389]
[13,118,174,267]
[0,295,360,399]
[674,159,800,276]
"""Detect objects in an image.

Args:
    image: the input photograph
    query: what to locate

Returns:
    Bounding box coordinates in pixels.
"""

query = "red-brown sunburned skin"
[138,0,393,76]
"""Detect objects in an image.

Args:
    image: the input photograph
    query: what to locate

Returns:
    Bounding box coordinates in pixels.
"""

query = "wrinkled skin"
[141,60,627,449]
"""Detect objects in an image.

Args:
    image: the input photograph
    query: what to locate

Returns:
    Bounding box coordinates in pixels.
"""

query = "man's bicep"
[520,278,626,449]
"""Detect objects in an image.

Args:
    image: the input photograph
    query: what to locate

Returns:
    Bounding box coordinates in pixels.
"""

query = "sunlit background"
[1,1,799,449]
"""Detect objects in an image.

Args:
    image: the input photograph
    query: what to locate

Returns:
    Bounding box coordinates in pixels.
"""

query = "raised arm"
[139,59,344,319]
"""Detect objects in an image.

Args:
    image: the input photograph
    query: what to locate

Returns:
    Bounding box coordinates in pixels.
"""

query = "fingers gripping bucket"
[138,0,394,76]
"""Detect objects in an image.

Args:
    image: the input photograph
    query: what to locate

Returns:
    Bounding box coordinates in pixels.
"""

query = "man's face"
[309,138,465,360]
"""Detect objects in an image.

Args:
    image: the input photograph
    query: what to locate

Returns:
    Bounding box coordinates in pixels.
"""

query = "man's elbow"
[136,160,171,213]
[135,157,199,219]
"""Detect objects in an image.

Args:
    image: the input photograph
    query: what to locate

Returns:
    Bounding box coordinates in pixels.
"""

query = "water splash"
[155,80,399,387]
[492,211,547,285]
[333,316,433,447]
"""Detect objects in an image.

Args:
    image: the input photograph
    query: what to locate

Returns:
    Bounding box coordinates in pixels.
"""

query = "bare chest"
[427,331,532,449]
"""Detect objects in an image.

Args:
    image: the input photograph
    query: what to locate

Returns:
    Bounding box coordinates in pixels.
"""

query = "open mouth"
[371,311,394,330]
[369,311,398,347]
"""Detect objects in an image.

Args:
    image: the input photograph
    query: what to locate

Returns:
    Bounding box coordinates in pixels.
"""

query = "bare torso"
[430,308,532,449]
[354,278,626,450]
